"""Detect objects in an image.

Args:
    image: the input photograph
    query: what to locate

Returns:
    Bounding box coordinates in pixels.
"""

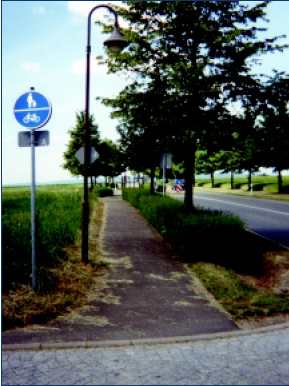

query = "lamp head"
[103,25,128,53]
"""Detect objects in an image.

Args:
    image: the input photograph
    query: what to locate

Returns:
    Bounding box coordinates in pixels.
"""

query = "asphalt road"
[174,191,289,248]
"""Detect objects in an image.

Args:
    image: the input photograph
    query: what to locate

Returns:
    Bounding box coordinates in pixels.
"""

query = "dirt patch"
[236,250,289,329]
[240,250,289,294]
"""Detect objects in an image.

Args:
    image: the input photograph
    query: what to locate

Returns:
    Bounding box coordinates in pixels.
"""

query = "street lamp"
[82,5,127,264]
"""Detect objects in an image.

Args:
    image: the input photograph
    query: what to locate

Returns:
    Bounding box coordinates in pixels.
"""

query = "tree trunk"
[89,176,93,191]
[230,171,234,190]
[248,168,252,191]
[184,145,195,213]
[277,168,283,193]
[210,171,215,188]
[150,167,156,195]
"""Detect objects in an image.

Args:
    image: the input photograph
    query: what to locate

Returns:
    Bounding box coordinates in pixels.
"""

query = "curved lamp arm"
[87,4,119,49]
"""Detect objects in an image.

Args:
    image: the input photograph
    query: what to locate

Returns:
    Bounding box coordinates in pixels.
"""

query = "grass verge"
[189,262,289,320]
[2,186,107,330]
[123,187,289,322]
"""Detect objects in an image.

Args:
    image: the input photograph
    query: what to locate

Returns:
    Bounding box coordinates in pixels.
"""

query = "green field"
[2,184,82,292]
[195,174,289,193]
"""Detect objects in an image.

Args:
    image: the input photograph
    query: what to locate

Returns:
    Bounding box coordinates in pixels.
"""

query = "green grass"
[190,263,289,319]
[123,188,289,320]
[195,175,289,194]
[2,184,107,330]
[122,188,249,269]
[2,185,83,292]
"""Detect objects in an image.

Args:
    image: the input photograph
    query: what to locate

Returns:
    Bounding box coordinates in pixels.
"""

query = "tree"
[104,75,174,194]
[103,1,283,211]
[196,150,224,188]
[63,112,100,184]
[260,72,289,192]
[94,139,126,184]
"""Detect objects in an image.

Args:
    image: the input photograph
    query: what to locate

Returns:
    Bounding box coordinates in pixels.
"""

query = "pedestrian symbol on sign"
[14,90,52,129]
[27,93,37,108]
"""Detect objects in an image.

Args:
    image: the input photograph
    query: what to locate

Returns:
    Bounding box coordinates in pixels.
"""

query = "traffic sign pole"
[14,87,52,291]
[31,129,37,290]
[162,155,166,196]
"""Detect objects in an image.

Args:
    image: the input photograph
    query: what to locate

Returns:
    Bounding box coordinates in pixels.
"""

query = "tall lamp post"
[82,5,127,264]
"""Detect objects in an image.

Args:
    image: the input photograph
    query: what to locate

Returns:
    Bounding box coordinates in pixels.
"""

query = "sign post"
[14,87,52,291]
[161,153,172,196]
[31,130,37,290]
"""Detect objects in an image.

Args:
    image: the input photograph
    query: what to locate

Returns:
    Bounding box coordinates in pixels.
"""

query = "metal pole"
[82,4,120,264]
[162,154,166,197]
[81,21,91,264]
[31,129,37,290]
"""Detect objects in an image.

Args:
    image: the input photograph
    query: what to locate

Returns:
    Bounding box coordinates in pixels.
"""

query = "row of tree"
[102,1,289,210]
[64,1,289,210]
[189,71,289,193]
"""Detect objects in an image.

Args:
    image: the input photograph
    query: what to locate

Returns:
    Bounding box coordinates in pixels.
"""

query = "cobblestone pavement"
[3,325,289,385]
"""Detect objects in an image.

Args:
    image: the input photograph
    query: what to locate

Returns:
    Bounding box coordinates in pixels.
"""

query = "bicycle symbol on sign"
[23,113,41,124]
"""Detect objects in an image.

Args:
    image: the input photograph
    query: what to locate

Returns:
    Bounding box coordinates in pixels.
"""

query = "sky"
[2,0,289,185]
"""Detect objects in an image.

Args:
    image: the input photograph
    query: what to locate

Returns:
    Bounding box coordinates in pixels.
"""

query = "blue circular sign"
[14,91,52,129]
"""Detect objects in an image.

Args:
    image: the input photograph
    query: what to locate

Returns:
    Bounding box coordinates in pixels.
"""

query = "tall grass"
[122,188,251,271]
[2,187,82,292]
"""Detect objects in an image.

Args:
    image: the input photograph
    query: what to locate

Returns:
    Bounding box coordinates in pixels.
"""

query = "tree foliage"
[63,112,100,177]
[63,113,125,183]
[101,0,287,210]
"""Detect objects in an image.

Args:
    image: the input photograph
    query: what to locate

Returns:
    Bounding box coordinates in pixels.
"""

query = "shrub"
[252,183,265,191]
[122,188,249,271]
[196,181,207,187]
[96,187,114,197]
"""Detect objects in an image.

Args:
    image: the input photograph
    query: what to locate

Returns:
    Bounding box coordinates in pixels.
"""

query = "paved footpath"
[3,196,289,384]
[3,325,289,384]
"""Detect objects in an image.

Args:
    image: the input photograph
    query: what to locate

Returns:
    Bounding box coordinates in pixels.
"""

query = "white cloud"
[71,57,108,76]
[21,62,41,73]
[67,1,129,27]
[67,1,124,18]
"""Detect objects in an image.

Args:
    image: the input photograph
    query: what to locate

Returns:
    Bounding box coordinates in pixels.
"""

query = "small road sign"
[76,146,99,165]
[18,131,50,147]
[161,153,173,169]
[14,91,52,129]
